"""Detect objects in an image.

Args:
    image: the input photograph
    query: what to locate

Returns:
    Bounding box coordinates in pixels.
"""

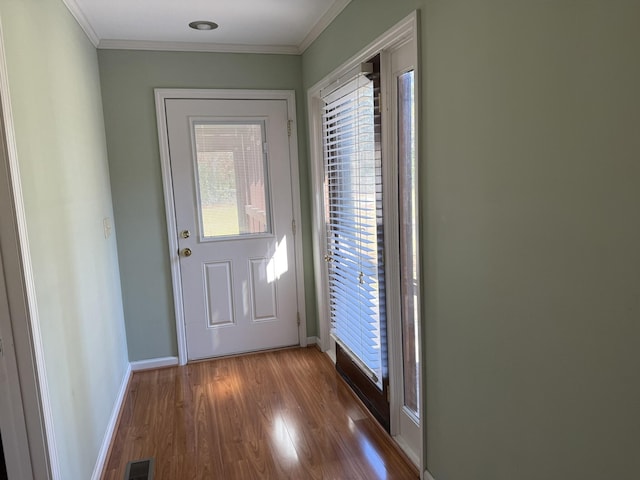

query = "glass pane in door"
[193,122,271,238]
[398,70,420,418]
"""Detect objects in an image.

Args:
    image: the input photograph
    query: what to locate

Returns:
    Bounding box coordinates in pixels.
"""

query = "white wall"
[0,0,129,477]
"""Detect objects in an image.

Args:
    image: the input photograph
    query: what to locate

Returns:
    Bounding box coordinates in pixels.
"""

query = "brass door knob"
[181,248,192,257]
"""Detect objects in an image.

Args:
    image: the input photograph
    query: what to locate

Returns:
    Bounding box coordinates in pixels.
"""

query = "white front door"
[164,98,299,360]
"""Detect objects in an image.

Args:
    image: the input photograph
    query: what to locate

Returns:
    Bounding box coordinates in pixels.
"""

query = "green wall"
[305,1,640,479]
[97,50,315,361]
[14,1,633,477]
[0,0,129,478]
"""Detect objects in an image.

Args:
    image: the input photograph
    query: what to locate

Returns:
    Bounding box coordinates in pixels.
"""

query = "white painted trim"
[306,336,318,345]
[306,93,331,353]
[87,1,351,55]
[393,433,420,468]
[298,0,352,53]
[0,17,57,480]
[98,39,300,55]
[61,0,99,47]
[324,348,336,365]
[307,12,418,95]
[282,92,308,349]
[154,92,187,365]
[90,364,132,480]
[130,356,179,372]
[383,31,423,468]
[0,136,34,480]
[155,89,307,365]
[425,470,436,480]
[380,47,403,439]
[62,0,349,54]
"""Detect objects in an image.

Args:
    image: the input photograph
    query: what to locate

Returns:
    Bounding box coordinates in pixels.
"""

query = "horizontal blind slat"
[322,75,384,388]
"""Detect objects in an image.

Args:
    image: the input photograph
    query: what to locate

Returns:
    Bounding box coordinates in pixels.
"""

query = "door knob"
[181,248,192,257]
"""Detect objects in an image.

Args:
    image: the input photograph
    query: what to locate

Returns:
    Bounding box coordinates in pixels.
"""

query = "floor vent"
[124,458,154,480]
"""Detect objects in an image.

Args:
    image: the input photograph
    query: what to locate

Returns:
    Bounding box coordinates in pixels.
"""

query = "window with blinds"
[322,67,385,389]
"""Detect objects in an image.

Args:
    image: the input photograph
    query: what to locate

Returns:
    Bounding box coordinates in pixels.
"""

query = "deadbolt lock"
[180,230,191,239]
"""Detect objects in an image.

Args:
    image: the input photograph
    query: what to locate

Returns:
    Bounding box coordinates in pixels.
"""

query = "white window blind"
[322,71,384,389]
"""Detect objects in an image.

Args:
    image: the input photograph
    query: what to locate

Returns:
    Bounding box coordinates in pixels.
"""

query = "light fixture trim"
[189,20,219,31]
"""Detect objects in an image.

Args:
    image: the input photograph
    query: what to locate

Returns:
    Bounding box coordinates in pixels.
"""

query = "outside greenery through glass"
[194,122,270,238]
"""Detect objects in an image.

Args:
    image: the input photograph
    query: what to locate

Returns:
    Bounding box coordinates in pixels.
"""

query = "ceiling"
[63,0,351,54]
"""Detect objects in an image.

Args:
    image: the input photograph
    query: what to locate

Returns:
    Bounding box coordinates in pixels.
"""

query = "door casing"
[155,89,307,365]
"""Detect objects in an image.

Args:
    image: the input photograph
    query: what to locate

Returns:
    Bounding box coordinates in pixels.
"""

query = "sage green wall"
[304,1,640,479]
[0,0,129,478]
[97,50,314,361]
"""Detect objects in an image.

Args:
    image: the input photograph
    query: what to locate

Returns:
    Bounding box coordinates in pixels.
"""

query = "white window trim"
[306,9,422,472]
[154,89,307,365]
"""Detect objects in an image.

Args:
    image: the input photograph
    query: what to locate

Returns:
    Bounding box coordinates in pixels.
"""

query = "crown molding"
[298,0,351,53]
[97,39,300,55]
[61,0,99,47]
[64,0,351,55]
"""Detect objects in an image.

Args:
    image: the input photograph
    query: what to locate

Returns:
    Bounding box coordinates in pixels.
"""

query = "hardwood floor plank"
[102,347,418,479]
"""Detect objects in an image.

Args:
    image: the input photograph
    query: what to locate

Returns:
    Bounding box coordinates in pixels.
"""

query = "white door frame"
[155,89,307,365]
[0,19,54,480]
[0,242,34,480]
[306,11,423,474]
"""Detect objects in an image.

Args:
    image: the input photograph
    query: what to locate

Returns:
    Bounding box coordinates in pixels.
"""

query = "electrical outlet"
[103,217,112,239]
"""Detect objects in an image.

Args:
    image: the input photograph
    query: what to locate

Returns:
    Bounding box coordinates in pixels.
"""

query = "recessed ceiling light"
[189,21,218,31]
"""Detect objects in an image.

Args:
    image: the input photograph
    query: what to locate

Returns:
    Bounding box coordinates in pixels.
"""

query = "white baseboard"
[130,356,179,371]
[425,470,436,480]
[89,356,179,479]
[90,362,132,480]
[393,434,420,469]
[306,336,318,345]
[325,348,336,364]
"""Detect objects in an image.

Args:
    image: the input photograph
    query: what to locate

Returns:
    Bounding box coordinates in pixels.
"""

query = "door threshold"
[187,343,301,363]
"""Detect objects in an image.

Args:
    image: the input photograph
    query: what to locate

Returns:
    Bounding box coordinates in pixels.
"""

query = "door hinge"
[287,119,292,137]
[292,219,297,235]
[0,338,3,357]
[297,312,301,326]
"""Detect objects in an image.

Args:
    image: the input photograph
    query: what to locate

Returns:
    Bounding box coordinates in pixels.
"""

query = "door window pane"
[398,70,420,418]
[194,122,270,238]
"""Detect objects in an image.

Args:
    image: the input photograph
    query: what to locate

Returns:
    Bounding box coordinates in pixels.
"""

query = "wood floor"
[102,347,418,479]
